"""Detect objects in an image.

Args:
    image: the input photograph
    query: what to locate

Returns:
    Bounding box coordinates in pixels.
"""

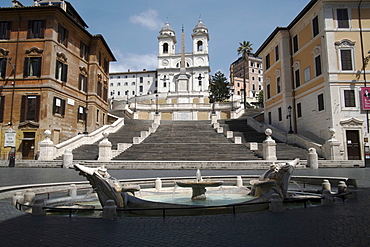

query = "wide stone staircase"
[64,119,153,160]
[113,120,259,161]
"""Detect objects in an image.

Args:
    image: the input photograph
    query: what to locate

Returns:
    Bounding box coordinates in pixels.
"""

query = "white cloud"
[129,8,164,31]
[110,50,158,73]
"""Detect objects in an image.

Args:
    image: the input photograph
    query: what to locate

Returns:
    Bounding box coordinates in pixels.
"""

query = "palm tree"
[237,41,253,108]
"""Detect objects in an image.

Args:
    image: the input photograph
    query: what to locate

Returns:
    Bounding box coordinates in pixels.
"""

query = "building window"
[117,82,121,86]
[55,60,68,82]
[124,82,128,86]
[132,82,135,86]
[340,49,353,71]
[57,24,68,47]
[293,35,299,53]
[140,77,143,83]
[0,58,6,78]
[312,16,319,37]
[27,20,45,39]
[80,41,89,61]
[318,93,324,111]
[139,85,143,93]
[197,41,203,51]
[97,80,102,97]
[0,21,11,40]
[96,109,100,123]
[78,106,86,121]
[278,107,282,121]
[297,103,302,118]
[268,112,272,125]
[53,97,66,116]
[276,77,281,94]
[20,95,40,122]
[24,57,42,77]
[344,90,355,107]
[163,43,169,53]
[295,69,300,88]
[337,9,349,28]
[267,84,271,99]
[265,54,270,70]
[315,55,322,77]
[275,45,279,61]
[79,74,88,93]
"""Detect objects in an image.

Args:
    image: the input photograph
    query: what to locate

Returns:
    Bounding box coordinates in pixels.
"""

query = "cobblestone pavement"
[0,168,370,247]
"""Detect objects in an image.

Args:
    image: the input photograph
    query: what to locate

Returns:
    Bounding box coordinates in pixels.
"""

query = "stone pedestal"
[38,130,54,161]
[62,149,73,169]
[321,190,334,206]
[154,114,161,125]
[24,189,35,204]
[322,179,331,192]
[323,128,342,160]
[68,184,77,199]
[269,193,284,213]
[262,129,277,161]
[227,131,233,139]
[307,148,319,169]
[155,178,162,191]
[102,200,117,220]
[12,192,24,206]
[211,114,218,125]
[32,199,46,216]
[236,176,243,187]
[98,132,112,162]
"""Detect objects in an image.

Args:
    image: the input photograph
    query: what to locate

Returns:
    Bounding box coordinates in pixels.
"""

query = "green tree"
[237,41,253,108]
[257,90,264,104]
[209,71,230,103]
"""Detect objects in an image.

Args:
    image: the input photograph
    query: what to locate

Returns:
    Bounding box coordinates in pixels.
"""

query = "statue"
[250,158,300,198]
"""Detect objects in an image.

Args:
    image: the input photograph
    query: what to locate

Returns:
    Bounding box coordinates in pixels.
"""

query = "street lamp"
[6,57,15,126]
[83,107,88,135]
[155,93,159,114]
[286,105,293,134]
[134,95,137,112]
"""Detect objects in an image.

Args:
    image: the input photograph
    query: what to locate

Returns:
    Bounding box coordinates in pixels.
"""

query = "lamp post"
[155,93,159,114]
[286,105,293,134]
[134,94,137,112]
[126,90,129,105]
[83,107,88,134]
[6,58,15,126]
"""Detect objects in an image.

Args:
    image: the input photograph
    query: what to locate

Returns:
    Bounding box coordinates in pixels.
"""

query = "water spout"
[196,169,203,182]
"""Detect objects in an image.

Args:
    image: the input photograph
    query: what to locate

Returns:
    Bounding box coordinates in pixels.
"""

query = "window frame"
[55,60,68,82]
[53,97,66,116]
[24,57,42,78]
[293,35,299,53]
[0,58,7,79]
[20,95,40,122]
[0,21,11,40]
[297,102,302,118]
[337,8,350,28]
[343,89,356,108]
[318,93,324,112]
[312,16,319,37]
[57,23,68,47]
[27,20,45,39]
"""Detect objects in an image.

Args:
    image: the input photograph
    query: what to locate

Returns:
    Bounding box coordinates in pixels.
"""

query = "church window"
[197,41,203,51]
[163,43,169,53]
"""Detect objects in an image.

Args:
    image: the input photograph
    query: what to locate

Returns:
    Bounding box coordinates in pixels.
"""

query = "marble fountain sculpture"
[74,159,300,216]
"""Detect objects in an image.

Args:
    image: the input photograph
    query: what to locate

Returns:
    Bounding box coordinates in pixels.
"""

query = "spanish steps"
[67,109,309,161]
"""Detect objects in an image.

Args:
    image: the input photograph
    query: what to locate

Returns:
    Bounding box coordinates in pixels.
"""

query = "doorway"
[346,130,361,160]
[21,132,35,160]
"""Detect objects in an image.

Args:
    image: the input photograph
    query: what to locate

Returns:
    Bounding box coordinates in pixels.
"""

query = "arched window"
[163,43,169,53]
[197,41,203,51]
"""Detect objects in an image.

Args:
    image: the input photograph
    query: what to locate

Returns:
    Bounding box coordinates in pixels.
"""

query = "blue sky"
[6,0,311,77]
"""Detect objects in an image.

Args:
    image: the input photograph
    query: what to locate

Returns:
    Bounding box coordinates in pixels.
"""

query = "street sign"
[4,128,16,147]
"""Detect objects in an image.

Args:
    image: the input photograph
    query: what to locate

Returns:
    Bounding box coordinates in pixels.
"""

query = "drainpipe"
[358,0,369,133]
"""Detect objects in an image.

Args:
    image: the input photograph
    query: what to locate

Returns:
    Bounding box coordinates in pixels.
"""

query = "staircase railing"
[247,116,323,157]
[53,118,125,159]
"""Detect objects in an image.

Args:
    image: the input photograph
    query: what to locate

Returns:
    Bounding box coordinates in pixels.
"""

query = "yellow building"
[255,0,370,161]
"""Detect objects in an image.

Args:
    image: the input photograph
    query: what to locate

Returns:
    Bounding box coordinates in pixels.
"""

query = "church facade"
[109,20,237,121]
